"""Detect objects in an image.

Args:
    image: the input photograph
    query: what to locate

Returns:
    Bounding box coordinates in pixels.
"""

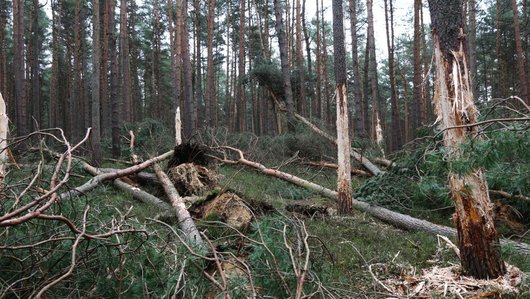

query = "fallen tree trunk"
[301,161,372,176]
[267,90,382,176]
[58,150,174,200]
[82,164,172,212]
[293,113,383,176]
[153,163,202,244]
[489,190,530,204]
[218,146,530,255]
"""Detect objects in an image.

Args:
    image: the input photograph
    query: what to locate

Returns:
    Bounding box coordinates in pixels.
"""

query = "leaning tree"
[427,0,506,278]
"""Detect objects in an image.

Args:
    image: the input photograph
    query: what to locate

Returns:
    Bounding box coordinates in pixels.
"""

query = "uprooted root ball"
[167,163,217,196]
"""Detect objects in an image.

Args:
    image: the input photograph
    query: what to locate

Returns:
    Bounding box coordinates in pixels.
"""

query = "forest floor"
[1,128,529,298]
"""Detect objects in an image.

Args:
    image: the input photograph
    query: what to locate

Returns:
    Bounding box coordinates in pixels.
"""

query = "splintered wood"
[374,237,524,298]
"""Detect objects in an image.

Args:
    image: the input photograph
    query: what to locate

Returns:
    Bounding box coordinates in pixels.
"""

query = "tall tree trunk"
[101,0,110,135]
[274,0,295,128]
[194,0,204,127]
[72,0,83,140]
[349,0,365,138]
[120,0,132,124]
[108,0,121,157]
[29,0,41,129]
[296,0,306,116]
[332,0,352,214]
[301,0,313,119]
[237,0,246,132]
[399,64,411,142]
[225,0,232,129]
[50,0,60,129]
[321,0,331,128]
[428,0,506,279]
[366,0,380,142]
[92,0,102,166]
[168,0,179,123]
[175,0,183,119]
[153,0,162,119]
[13,0,26,136]
[467,0,477,98]
[420,4,432,123]
[315,0,322,120]
[206,0,217,127]
[412,0,423,135]
[181,0,194,137]
[511,0,529,105]
[384,0,401,151]
[0,0,7,106]
[129,0,142,122]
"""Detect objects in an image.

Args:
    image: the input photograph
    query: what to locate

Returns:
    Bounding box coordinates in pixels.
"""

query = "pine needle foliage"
[355,128,530,222]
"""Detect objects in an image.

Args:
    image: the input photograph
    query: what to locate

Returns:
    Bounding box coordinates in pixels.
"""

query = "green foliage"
[355,128,530,226]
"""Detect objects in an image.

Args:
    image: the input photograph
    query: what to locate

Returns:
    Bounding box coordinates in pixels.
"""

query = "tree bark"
[366,0,381,142]
[120,0,132,124]
[91,0,102,166]
[181,0,195,137]
[315,0,322,120]
[428,0,506,279]
[237,0,247,132]
[384,0,401,151]
[274,0,295,129]
[0,93,7,196]
[511,0,529,105]
[108,0,121,158]
[412,0,423,134]
[466,0,477,98]
[13,0,26,137]
[29,0,41,130]
[0,1,7,106]
[349,0,365,138]
[332,0,353,214]
[206,0,217,127]
[194,0,204,127]
[296,0,306,117]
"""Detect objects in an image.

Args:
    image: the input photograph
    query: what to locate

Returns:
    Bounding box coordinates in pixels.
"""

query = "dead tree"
[428,0,506,278]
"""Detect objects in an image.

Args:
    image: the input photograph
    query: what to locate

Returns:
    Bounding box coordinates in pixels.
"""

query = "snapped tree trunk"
[332,0,353,214]
[273,0,295,129]
[428,0,506,279]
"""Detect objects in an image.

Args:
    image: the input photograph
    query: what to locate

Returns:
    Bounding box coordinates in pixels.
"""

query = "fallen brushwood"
[215,145,530,255]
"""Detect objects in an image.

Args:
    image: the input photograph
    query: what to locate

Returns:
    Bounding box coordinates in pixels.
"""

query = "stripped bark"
[217,146,530,256]
[153,163,202,244]
[428,0,506,278]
